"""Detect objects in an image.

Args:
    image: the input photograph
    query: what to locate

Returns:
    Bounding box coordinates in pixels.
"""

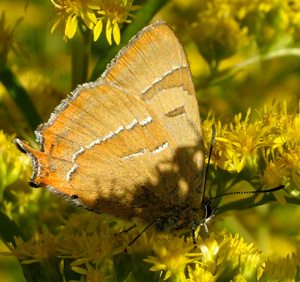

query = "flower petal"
[113,22,121,45]
[93,19,103,41]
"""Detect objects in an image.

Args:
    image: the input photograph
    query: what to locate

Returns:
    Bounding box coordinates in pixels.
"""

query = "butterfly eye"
[191,200,216,238]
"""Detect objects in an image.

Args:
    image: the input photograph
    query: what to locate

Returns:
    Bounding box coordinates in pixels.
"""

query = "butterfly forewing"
[14,21,205,227]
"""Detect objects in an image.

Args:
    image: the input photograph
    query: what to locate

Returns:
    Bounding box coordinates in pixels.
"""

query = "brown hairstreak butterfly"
[14,21,284,244]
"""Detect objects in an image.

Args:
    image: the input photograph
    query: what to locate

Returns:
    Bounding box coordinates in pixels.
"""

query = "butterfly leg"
[202,221,210,237]
[119,224,137,234]
[192,215,199,244]
[199,206,219,237]
[125,219,157,252]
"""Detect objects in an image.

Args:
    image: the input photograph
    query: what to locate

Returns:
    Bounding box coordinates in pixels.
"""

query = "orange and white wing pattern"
[14,21,205,228]
[103,22,204,191]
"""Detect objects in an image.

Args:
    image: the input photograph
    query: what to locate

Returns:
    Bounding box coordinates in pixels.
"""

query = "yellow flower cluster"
[3,217,299,281]
[50,0,141,44]
[189,0,300,68]
[0,131,31,196]
[0,131,34,223]
[202,101,300,202]
[1,98,299,280]
[144,236,201,280]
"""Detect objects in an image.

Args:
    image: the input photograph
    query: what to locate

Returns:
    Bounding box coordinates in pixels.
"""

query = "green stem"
[71,28,92,89]
[211,48,300,86]
[0,66,42,136]
[217,195,299,215]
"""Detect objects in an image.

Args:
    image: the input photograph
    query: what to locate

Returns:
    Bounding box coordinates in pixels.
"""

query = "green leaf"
[0,66,42,137]
[0,210,24,247]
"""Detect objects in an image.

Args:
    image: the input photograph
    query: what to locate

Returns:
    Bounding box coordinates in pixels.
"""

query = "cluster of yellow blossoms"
[50,0,141,44]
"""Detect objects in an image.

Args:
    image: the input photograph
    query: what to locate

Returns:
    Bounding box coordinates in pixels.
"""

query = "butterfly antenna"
[208,184,285,203]
[198,125,285,237]
[202,124,285,203]
[201,124,216,202]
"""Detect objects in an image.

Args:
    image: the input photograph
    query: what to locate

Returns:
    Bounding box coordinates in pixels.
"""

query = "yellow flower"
[202,101,300,208]
[0,131,31,193]
[50,0,141,44]
[258,101,300,199]
[190,0,249,67]
[261,158,287,188]
[259,254,297,281]
[95,0,141,44]
[71,262,113,282]
[57,214,124,267]
[2,232,59,264]
[218,234,260,270]
[199,233,219,274]
[186,263,220,282]
[50,0,98,41]
[203,108,263,173]
[239,253,261,280]
[144,236,201,280]
[188,0,300,69]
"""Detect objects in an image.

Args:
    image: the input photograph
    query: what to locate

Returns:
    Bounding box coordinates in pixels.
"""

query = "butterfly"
[14,21,283,243]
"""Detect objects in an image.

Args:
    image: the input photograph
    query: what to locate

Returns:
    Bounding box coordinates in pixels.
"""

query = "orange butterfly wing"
[14,22,205,226]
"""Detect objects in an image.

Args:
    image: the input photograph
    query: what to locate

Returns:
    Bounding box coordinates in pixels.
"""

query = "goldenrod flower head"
[50,0,140,44]
[218,234,259,266]
[2,232,59,264]
[144,235,201,280]
[259,254,297,281]
[71,261,113,282]
[190,1,249,66]
[186,263,218,282]
[51,0,98,41]
[262,158,286,188]
[200,233,219,273]
[239,253,261,280]
[96,0,141,44]
[203,108,262,173]
[189,0,300,69]
[202,101,299,208]
[241,0,295,48]
[59,230,115,267]
[258,101,300,200]
[1,211,298,280]
[58,213,124,263]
